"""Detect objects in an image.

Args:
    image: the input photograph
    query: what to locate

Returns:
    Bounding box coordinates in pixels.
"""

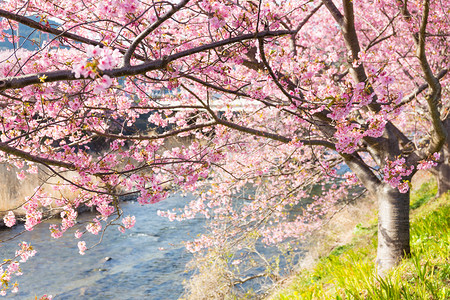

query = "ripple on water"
[0,194,205,299]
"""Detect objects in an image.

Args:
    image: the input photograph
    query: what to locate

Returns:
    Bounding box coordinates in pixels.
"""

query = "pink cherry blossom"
[383,157,414,193]
[78,241,87,255]
[86,219,102,235]
[119,215,136,233]
[86,45,102,58]
[3,211,16,227]
[93,75,113,94]
[74,230,83,239]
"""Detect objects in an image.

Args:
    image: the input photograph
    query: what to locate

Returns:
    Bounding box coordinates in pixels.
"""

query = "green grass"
[410,180,438,209]
[270,179,450,300]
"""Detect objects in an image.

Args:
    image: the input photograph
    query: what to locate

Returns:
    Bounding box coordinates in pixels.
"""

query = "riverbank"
[268,176,450,299]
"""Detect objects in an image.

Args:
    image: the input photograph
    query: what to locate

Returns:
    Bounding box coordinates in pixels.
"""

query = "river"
[0,194,205,299]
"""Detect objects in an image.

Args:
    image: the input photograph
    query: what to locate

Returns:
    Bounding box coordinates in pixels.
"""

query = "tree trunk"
[376,184,410,275]
[434,162,450,196]
[433,118,450,196]
[431,142,450,197]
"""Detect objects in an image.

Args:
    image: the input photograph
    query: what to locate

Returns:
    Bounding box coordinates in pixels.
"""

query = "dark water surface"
[0,194,205,299]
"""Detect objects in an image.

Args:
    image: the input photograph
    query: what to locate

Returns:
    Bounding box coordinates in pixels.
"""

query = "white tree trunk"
[376,184,410,275]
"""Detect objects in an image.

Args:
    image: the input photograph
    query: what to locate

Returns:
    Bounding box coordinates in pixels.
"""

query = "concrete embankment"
[0,165,79,226]
[0,135,194,227]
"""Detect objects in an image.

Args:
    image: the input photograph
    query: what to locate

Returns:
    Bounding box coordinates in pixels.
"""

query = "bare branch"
[341,152,381,195]
[364,12,400,51]
[416,0,439,88]
[182,73,299,117]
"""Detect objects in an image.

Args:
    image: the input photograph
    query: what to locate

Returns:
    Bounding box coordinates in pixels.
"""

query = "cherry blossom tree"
[0,0,449,295]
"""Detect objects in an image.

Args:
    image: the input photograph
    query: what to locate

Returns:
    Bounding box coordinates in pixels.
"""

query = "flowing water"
[0,194,205,299]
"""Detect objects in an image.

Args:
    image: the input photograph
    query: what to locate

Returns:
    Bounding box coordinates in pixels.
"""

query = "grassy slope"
[270,180,450,300]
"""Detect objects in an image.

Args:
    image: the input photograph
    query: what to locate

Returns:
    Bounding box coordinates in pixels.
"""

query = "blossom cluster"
[417,152,440,170]
[72,45,121,93]
[119,215,136,233]
[23,198,43,231]
[78,241,87,255]
[2,211,16,227]
[383,157,414,193]
[48,206,79,239]
[329,71,406,153]
[0,242,36,296]
[96,0,140,21]
[86,218,102,235]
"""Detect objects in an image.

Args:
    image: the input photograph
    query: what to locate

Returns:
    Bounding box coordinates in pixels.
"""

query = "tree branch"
[122,0,191,66]
[257,38,301,102]
[89,121,218,140]
[0,142,74,169]
[288,2,324,55]
[181,73,298,117]
[341,152,381,194]
[396,68,448,108]
[215,117,336,149]
[0,29,294,92]
[415,0,446,154]
[341,0,367,83]
[0,9,146,61]
[321,0,344,26]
